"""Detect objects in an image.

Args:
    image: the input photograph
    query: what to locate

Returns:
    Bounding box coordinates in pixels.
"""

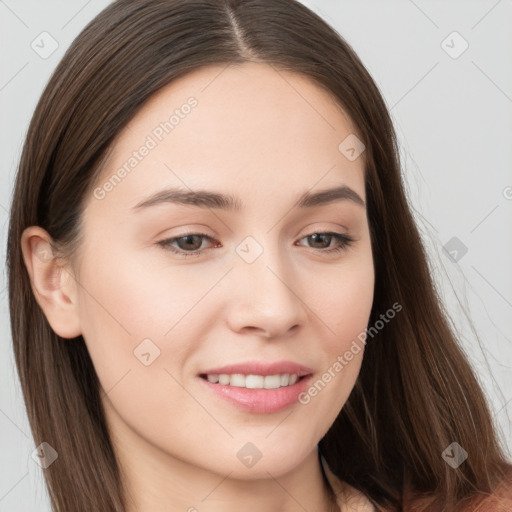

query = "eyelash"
[156,231,355,258]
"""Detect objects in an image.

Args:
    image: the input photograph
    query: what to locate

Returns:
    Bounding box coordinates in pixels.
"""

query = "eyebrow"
[131,184,366,212]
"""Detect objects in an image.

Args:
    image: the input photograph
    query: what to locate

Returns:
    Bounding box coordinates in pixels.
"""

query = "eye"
[157,232,216,257]
[296,232,355,254]
[156,231,355,258]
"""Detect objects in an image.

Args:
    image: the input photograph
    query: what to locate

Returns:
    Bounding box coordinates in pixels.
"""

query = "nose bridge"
[227,234,307,336]
[235,234,291,296]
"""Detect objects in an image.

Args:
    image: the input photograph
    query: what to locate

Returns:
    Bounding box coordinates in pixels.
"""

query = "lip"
[199,360,314,377]
[198,373,313,414]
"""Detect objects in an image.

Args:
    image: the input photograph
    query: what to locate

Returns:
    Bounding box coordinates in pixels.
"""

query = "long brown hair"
[6,1,511,510]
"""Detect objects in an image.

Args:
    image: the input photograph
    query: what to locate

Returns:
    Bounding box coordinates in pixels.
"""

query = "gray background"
[1,0,511,510]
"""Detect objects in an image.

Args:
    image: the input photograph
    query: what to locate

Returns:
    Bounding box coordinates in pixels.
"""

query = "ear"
[20,226,82,339]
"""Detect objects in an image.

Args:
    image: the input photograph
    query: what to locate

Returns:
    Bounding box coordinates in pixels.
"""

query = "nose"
[225,246,308,338]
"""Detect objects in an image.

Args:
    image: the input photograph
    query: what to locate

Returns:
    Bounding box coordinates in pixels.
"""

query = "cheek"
[312,253,375,352]
[76,237,212,344]
[297,255,373,422]
[75,253,208,455]
[74,243,208,409]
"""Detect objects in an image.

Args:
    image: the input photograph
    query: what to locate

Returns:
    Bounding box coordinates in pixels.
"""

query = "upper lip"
[199,361,314,377]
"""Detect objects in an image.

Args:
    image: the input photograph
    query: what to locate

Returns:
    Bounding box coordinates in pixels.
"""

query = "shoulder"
[319,455,512,512]
[463,472,512,512]
[406,470,512,511]
[319,453,377,511]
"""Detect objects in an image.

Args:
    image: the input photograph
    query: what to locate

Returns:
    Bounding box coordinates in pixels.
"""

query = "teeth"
[230,374,246,387]
[245,375,263,388]
[205,373,301,389]
[218,374,230,385]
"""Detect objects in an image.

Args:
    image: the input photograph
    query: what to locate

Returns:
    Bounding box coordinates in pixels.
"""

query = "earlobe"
[20,226,82,339]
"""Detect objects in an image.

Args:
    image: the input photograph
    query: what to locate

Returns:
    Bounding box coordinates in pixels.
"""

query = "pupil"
[180,235,201,250]
[311,233,330,248]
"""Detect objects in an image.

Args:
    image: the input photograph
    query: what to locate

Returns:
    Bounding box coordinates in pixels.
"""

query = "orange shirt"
[318,450,512,512]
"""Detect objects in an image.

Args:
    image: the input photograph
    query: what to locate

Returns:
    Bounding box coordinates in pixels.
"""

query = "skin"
[22,61,375,512]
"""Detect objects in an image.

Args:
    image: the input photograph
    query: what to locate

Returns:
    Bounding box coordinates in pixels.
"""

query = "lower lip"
[198,375,313,414]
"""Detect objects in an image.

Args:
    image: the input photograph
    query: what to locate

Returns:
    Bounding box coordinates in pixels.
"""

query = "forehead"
[89,61,365,213]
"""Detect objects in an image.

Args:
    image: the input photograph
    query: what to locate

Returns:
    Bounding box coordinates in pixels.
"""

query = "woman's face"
[52,62,374,480]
